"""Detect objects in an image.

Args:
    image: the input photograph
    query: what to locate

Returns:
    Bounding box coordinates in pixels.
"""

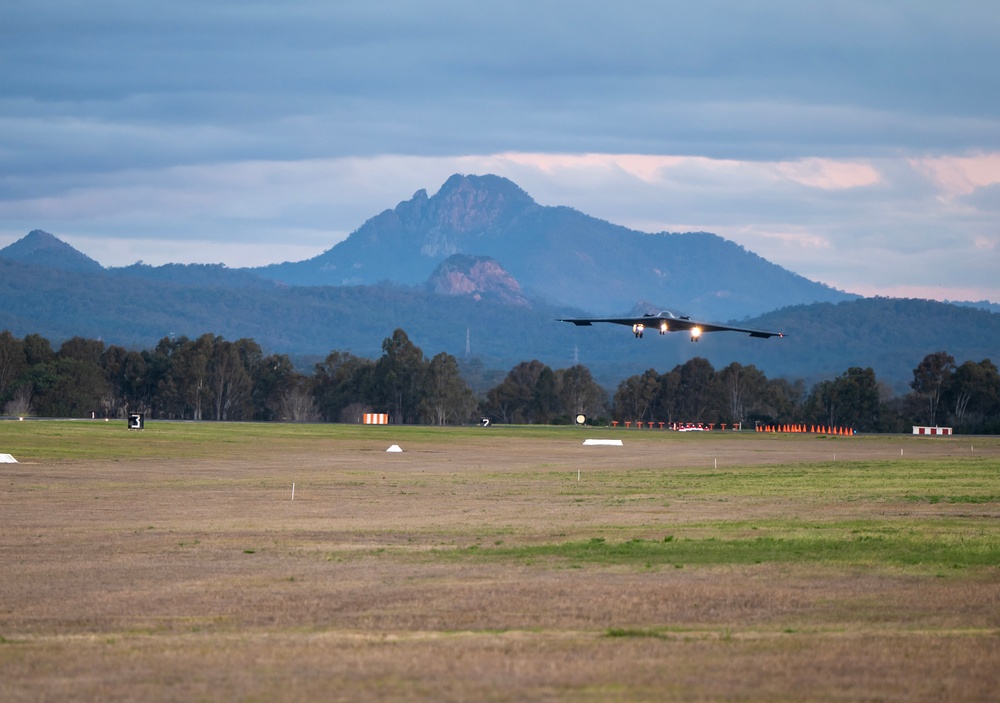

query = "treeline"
[613,354,1000,434]
[1,330,997,433]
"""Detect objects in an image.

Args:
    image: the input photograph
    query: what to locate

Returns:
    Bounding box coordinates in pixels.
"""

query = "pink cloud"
[909,153,1000,196]
[772,158,881,190]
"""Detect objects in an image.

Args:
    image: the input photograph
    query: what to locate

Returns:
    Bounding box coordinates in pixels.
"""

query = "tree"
[756,378,803,425]
[555,364,606,421]
[0,331,27,400]
[168,335,213,420]
[279,376,321,422]
[313,350,375,422]
[650,369,681,425]
[945,359,1000,429]
[372,329,427,424]
[144,338,183,418]
[29,358,108,417]
[718,362,767,424]
[672,357,720,423]
[252,354,300,421]
[806,379,838,427]
[840,367,880,430]
[23,333,55,366]
[207,338,257,420]
[530,366,559,424]
[483,360,550,424]
[911,351,956,426]
[804,367,880,431]
[59,336,105,365]
[3,383,33,416]
[121,350,152,415]
[100,344,131,418]
[421,352,477,425]
[613,369,660,423]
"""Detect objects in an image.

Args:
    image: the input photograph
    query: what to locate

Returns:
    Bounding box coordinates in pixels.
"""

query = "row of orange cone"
[758,424,855,435]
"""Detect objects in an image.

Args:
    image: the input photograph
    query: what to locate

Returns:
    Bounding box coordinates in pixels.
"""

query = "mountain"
[3,175,998,392]
[0,229,103,273]
[257,174,855,319]
[0,254,585,365]
[2,248,999,392]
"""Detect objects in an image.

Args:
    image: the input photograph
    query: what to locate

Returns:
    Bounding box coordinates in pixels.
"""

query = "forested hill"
[734,298,1000,389]
[1,253,998,391]
[555,297,1000,392]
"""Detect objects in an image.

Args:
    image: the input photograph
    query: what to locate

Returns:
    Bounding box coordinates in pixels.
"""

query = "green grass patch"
[0,419,617,460]
[605,628,668,639]
[446,531,1000,571]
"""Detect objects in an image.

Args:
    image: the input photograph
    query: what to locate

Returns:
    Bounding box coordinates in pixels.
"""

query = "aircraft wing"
[558,313,784,340]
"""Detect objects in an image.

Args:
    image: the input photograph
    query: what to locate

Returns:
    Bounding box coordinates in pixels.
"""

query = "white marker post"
[291,483,295,501]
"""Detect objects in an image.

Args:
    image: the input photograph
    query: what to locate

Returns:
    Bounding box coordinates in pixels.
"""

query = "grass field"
[1,420,998,701]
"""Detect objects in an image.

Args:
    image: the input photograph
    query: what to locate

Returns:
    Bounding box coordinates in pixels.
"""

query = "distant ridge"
[256,174,855,319]
[0,229,103,273]
[1,230,999,390]
[3,175,855,321]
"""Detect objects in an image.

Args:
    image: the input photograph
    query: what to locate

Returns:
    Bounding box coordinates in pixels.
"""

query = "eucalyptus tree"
[207,338,256,420]
[911,351,956,426]
[253,353,302,421]
[555,364,607,421]
[612,368,660,423]
[531,365,559,424]
[22,333,54,366]
[0,331,27,401]
[421,351,477,425]
[718,362,767,424]
[100,344,131,418]
[372,329,428,424]
[670,357,722,424]
[945,359,1000,429]
[166,334,213,420]
[21,336,110,417]
[483,359,551,424]
[313,350,375,422]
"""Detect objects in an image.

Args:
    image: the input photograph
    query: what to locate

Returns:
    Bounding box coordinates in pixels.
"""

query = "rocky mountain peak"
[425,174,536,235]
[426,254,530,307]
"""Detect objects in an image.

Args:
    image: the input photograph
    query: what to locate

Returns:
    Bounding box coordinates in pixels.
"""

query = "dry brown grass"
[1,427,999,701]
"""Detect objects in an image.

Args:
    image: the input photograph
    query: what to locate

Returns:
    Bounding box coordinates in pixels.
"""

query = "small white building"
[912,426,953,436]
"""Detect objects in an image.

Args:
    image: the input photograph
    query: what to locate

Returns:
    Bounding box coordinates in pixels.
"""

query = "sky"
[2,1,999,302]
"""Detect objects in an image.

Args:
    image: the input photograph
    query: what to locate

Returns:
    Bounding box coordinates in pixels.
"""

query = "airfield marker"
[578,468,581,482]
[291,483,295,501]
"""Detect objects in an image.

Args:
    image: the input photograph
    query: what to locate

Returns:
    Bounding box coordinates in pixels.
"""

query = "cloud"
[909,154,1000,197]
[1,2,999,301]
[2,150,998,305]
